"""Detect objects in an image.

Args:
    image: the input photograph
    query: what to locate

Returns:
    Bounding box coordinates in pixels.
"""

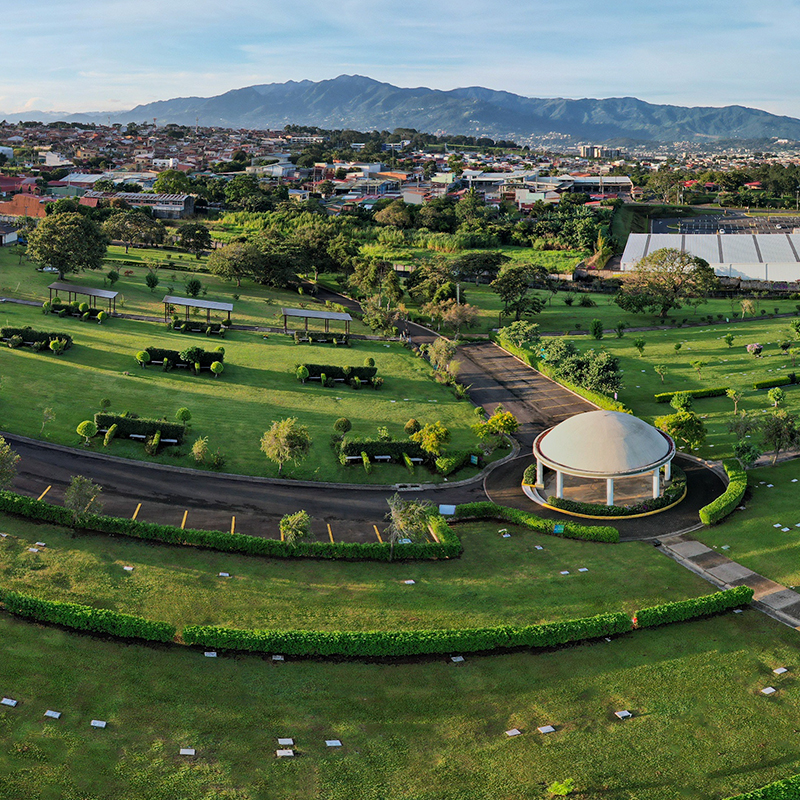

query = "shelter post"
[606,478,614,506]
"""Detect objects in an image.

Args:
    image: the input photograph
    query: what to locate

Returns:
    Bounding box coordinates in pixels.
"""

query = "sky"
[2,0,800,117]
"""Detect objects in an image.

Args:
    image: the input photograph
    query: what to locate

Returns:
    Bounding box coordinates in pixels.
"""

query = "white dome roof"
[534,410,674,477]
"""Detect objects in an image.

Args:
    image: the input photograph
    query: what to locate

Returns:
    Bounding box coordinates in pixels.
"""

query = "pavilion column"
[536,459,544,487]
[664,460,672,481]
[555,471,564,499]
[652,469,660,499]
[606,478,614,506]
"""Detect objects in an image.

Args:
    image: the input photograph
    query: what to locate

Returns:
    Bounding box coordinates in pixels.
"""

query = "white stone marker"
[44,710,61,719]
[761,687,776,695]
[276,749,294,757]
[560,571,570,575]
[535,545,544,550]
[123,566,134,572]
[774,524,783,528]
[1,698,17,707]
[326,740,342,747]
[204,652,217,658]
[179,748,195,756]
[404,580,416,585]
[578,568,589,573]
[35,542,46,547]
[90,720,107,728]
[505,728,521,737]
[614,710,632,720]
[502,533,511,538]
[272,655,284,661]
[278,738,294,746]
[218,572,230,577]
[537,725,556,734]
[27,548,39,553]
[451,656,464,663]
[774,667,788,675]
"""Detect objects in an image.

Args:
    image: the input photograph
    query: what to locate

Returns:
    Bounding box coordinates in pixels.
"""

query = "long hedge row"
[753,375,791,390]
[0,490,460,562]
[495,336,632,414]
[636,586,753,627]
[724,775,800,800]
[340,437,426,461]
[452,501,619,543]
[144,345,224,368]
[0,326,73,349]
[0,589,175,642]
[300,363,377,381]
[94,413,186,443]
[699,460,748,525]
[183,612,633,657]
[654,386,729,403]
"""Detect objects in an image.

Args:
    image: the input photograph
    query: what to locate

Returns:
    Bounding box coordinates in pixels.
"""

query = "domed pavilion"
[531,410,676,507]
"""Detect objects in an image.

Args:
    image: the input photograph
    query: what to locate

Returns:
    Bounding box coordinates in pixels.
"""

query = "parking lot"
[652,214,800,235]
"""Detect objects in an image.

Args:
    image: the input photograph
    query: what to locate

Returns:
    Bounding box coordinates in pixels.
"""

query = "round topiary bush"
[404,418,421,435]
[210,361,224,378]
[97,311,107,324]
[135,350,150,367]
[334,417,352,434]
[364,356,375,367]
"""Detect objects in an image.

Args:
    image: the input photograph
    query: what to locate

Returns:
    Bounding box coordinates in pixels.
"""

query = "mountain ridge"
[4,75,800,143]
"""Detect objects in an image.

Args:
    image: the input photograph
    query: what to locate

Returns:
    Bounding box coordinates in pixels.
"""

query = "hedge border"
[0,489,461,562]
[753,376,791,391]
[724,774,800,800]
[699,460,747,525]
[655,387,729,403]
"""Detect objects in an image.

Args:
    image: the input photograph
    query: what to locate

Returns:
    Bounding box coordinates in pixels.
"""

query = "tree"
[135,350,151,368]
[334,417,352,434]
[0,436,20,490]
[690,359,706,378]
[374,199,413,229]
[727,410,760,440]
[410,421,450,456]
[76,420,98,446]
[153,169,192,194]
[441,300,479,336]
[427,338,457,372]
[184,277,202,298]
[724,333,735,348]
[260,417,312,475]
[207,241,263,287]
[734,440,761,469]
[474,408,519,444]
[500,321,540,349]
[280,510,311,545]
[145,270,159,292]
[768,386,786,408]
[177,223,212,259]
[176,407,192,425]
[107,269,119,287]
[102,211,165,253]
[385,493,433,559]
[670,391,693,411]
[192,436,209,464]
[63,475,103,526]
[634,337,646,356]
[761,409,799,464]
[615,248,719,319]
[210,361,224,378]
[726,388,742,415]
[590,319,603,339]
[655,410,706,450]
[491,264,547,320]
[654,364,667,383]
[296,365,309,384]
[27,212,108,279]
[673,342,682,356]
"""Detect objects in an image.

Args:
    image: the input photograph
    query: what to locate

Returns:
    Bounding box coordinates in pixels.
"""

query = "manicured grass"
[0,246,371,334]
[0,303,482,483]
[699,459,800,588]
[0,514,711,632]
[0,604,797,798]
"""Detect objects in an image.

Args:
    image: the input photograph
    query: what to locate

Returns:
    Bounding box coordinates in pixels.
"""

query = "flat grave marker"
[179,748,196,756]
[1,698,17,707]
[761,687,777,695]
[326,740,342,747]
[537,725,556,734]
[614,710,632,720]
[90,720,107,728]
[276,749,294,758]
[277,738,294,746]
[451,656,464,663]
[774,667,788,675]
[44,710,61,719]
[505,728,521,737]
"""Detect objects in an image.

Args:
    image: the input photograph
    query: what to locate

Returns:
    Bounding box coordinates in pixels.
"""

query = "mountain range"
[6,75,800,144]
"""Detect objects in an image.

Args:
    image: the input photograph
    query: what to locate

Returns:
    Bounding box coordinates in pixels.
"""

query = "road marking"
[374,525,383,543]
[231,516,235,534]
[181,510,188,530]
[328,523,334,543]
[37,486,51,501]
[132,503,141,520]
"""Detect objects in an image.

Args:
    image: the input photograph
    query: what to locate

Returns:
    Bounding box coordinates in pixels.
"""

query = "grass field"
[0,515,711,632]
[699,459,800,588]
[0,303,482,483]
[0,605,797,799]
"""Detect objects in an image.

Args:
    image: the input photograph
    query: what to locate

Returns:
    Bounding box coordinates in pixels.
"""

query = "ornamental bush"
[103,424,118,448]
[296,363,377,381]
[94,413,186,443]
[655,387,729,403]
[753,376,791,390]
[333,417,351,434]
[699,460,748,525]
[1,327,73,350]
[636,586,753,628]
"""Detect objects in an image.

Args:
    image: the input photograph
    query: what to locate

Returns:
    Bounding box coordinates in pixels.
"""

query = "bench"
[161,438,178,444]
[409,458,424,463]
[344,456,362,462]
[129,434,146,440]
[374,456,392,462]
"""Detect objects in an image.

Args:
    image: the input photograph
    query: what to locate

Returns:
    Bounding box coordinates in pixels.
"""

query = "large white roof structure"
[533,410,674,479]
[621,233,800,282]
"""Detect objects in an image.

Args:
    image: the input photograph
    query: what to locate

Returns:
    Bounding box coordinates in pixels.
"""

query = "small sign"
[438,504,456,516]
[553,524,565,534]
[470,454,479,466]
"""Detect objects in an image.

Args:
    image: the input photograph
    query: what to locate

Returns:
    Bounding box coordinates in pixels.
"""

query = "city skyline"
[2,0,799,118]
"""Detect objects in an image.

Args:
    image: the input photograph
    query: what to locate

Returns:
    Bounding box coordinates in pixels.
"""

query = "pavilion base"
[541,472,657,508]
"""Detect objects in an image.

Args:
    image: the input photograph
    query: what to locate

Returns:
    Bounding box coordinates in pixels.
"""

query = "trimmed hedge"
[655,387,729,403]
[546,467,687,517]
[340,437,426,462]
[636,586,753,628]
[0,326,73,350]
[753,375,791,390]
[453,501,619,543]
[0,490,461,562]
[143,345,224,368]
[0,589,176,642]
[495,336,632,414]
[724,775,800,800]
[182,611,633,657]
[435,449,480,476]
[699,460,748,525]
[94,413,186,444]
[299,363,376,381]
[48,302,102,320]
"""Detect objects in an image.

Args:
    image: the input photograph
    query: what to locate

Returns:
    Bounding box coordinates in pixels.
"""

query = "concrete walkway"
[658,533,800,629]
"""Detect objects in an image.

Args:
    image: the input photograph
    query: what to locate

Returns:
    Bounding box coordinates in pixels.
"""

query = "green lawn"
[0,604,797,798]
[0,302,482,483]
[0,515,711,632]
[698,459,800,588]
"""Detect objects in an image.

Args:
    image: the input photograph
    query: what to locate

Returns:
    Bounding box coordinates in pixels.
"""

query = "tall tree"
[260,418,312,475]
[103,211,165,253]
[491,264,547,320]
[27,212,108,279]
[207,241,263,286]
[177,223,212,259]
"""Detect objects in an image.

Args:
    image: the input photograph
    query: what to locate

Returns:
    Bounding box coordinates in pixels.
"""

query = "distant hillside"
[6,75,800,143]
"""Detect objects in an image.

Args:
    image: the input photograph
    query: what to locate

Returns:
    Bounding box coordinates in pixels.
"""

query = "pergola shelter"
[281,307,352,335]
[163,295,233,324]
[532,410,676,506]
[48,282,118,313]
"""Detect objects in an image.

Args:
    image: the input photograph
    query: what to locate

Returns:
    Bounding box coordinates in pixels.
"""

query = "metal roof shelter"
[163,295,233,323]
[48,282,118,313]
[281,306,352,334]
[621,233,800,282]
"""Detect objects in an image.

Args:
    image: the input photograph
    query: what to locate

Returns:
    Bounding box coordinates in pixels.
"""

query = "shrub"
[453,502,619,543]
[753,376,791,390]
[0,590,175,643]
[175,407,191,424]
[210,361,224,378]
[103,424,118,448]
[341,438,426,462]
[589,318,603,339]
[76,420,97,446]
[522,464,537,484]
[361,451,371,473]
[655,387,729,403]
[372,376,384,390]
[1,326,75,349]
[723,774,800,799]
[97,311,107,324]
[364,356,375,367]
[144,430,161,456]
[7,335,23,349]
[135,350,150,367]
[435,450,479,476]
[351,376,361,390]
[404,418,421,435]
[280,510,311,545]
[699,460,748,525]
[403,453,415,474]
[94,413,186,444]
[333,417,351,434]
[297,363,377,381]
[296,365,309,383]
[636,586,753,628]
[143,346,223,369]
